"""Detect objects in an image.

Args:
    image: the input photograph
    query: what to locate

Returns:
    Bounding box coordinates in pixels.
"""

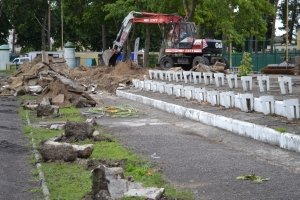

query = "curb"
[26,112,50,200]
[116,90,300,153]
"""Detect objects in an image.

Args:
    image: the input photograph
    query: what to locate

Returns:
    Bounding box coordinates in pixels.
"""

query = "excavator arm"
[102,11,182,66]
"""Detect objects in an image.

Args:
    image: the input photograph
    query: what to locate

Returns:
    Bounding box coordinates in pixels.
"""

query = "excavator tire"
[159,56,174,69]
[192,56,209,67]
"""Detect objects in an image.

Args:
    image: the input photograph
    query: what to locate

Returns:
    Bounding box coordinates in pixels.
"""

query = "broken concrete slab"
[36,104,59,117]
[72,144,94,159]
[63,122,94,142]
[39,141,77,162]
[52,94,65,105]
[124,188,165,200]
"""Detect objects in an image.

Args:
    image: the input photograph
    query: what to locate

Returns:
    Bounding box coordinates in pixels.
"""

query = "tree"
[278,0,300,44]
[2,0,51,51]
[195,0,274,50]
[0,1,11,44]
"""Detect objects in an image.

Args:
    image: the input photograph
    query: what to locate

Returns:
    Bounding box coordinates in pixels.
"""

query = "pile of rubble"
[0,54,148,107]
[0,53,97,107]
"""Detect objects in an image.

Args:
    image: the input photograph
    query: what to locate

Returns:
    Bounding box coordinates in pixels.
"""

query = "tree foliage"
[1,0,297,54]
[278,0,300,43]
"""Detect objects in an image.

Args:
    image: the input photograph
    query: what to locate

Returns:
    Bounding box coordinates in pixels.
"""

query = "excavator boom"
[103,11,182,66]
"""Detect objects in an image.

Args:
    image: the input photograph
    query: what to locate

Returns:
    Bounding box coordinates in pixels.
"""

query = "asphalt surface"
[0,96,40,200]
[92,92,300,200]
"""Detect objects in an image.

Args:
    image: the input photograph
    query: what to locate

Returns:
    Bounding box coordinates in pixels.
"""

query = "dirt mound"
[69,61,147,93]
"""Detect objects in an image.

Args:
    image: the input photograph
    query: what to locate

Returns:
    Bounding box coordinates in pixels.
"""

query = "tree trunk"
[182,0,198,21]
[41,13,47,50]
[12,29,15,53]
[270,0,279,53]
[144,26,150,68]
[47,1,51,51]
[102,24,106,51]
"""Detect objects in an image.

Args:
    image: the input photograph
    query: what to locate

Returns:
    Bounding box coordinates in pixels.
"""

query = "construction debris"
[84,165,164,200]
[88,105,139,118]
[39,140,94,161]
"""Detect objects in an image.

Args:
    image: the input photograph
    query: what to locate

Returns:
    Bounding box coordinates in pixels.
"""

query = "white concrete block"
[153,70,160,80]
[239,93,254,112]
[164,102,175,114]
[214,115,233,132]
[166,71,174,82]
[183,86,195,100]
[153,100,166,110]
[174,105,187,117]
[159,71,166,80]
[174,85,184,97]
[214,73,225,87]
[148,70,154,79]
[132,79,140,88]
[150,81,158,92]
[257,75,270,92]
[241,76,253,91]
[203,72,213,85]
[226,74,238,89]
[198,112,215,126]
[258,95,275,115]
[220,91,235,108]
[139,81,145,89]
[182,71,192,83]
[278,76,292,94]
[192,72,202,84]
[157,82,166,94]
[194,88,207,102]
[144,81,152,91]
[283,99,300,120]
[207,90,220,106]
[174,71,183,82]
[280,133,300,152]
[165,84,175,95]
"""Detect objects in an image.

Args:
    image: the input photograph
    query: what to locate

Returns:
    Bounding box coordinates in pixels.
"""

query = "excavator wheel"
[159,56,174,69]
[192,56,209,67]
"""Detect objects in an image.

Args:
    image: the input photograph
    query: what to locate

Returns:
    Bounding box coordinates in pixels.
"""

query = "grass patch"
[21,105,194,200]
[41,162,91,200]
[275,127,287,133]
[0,67,16,75]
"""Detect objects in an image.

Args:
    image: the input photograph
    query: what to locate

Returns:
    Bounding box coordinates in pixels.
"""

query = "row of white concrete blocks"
[117,90,300,153]
[148,70,293,95]
[132,79,300,120]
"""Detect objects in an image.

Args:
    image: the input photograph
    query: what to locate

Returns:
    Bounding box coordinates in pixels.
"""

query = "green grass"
[41,162,91,200]
[275,127,287,133]
[20,105,194,200]
[0,67,17,75]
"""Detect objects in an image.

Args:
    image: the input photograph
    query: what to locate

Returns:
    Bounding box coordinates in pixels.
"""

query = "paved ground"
[91,92,300,200]
[127,75,300,134]
[0,96,40,200]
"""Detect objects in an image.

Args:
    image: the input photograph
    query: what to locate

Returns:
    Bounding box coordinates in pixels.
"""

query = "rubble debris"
[39,140,94,161]
[86,164,165,200]
[39,140,77,162]
[60,122,95,142]
[37,104,59,117]
[72,144,94,159]
[88,105,138,118]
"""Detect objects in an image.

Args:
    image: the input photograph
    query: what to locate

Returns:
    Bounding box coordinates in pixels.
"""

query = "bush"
[238,52,253,76]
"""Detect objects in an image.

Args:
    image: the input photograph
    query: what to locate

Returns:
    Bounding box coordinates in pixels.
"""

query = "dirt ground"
[69,61,148,93]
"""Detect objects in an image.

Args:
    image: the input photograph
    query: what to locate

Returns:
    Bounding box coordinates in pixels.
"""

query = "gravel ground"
[0,96,40,200]
[90,92,300,200]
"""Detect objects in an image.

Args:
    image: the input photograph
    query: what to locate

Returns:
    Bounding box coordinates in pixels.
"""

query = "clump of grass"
[275,127,287,133]
[41,162,91,200]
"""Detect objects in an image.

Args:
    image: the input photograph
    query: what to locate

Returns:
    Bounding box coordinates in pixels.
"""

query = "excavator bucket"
[102,49,115,66]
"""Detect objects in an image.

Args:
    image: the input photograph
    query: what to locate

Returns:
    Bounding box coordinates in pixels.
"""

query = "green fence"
[225,50,300,72]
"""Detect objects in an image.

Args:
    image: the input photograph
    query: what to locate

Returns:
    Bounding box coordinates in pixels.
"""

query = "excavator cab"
[166,22,196,49]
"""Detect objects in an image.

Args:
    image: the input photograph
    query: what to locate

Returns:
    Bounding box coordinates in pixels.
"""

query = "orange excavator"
[103,11,226,69]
